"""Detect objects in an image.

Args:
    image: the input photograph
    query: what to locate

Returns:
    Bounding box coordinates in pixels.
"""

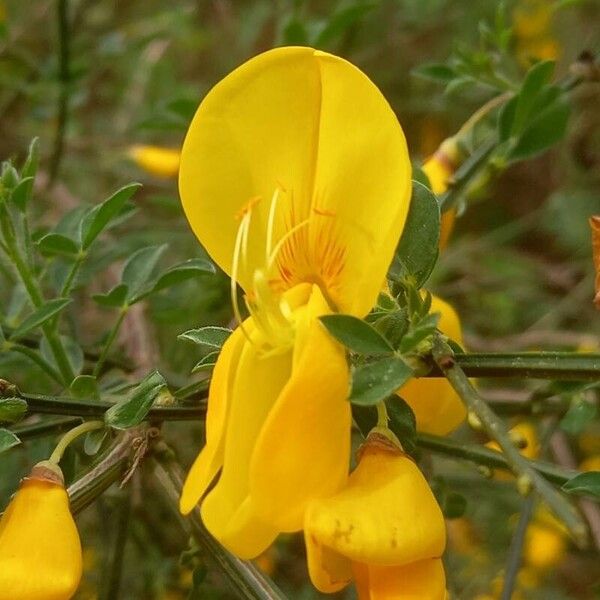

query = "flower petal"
[0,479,82,600]
[200,328,292,557]
[304,521,353,593]
[398,295,466,435]
[353,558,446,600]
[249,285,351,532]
[310,50,411,316]
[305,445,445,566]
[179,46,322,291]
[180,325,247,514]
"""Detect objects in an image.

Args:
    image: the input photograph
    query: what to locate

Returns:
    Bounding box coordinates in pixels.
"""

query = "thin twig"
[432,335,587,546]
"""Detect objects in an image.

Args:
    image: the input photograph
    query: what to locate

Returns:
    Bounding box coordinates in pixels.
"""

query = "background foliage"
[1,0,599,598]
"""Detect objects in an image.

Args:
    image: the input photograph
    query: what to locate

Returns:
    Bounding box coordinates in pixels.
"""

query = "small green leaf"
[562,472,600,499]
[105,371,167,429]
[0,428,20,454]
[191,351,220,374]
[399,312,440,354]
[149,258,215,294]
[319,314,394,355]
[498,95,518,142]
[373,311,409,349]
[441,491,468,519]
[512,60,555,135]
[389,182,440,288]
[413,63,457,83]
[84,428,109,456]
[39,334,84,376]
[510,98,570,161]
[560,397,597,435]
[10,176,35,211]
[81,183,141,249]
[93,284,128,308]
[70,375,100,400]
[386,397,417,455]
[22,138,40,180]
[0,397,27,424]
[9,298,72,340]
[178,326,232,349]
[122,244,168,302]
[350,357,413,406]
[36,232,80,257]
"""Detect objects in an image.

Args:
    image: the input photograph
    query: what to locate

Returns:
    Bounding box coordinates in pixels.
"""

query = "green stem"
[432,336,587,545]
[69,433,133,514]
[59,254,85,297]
[93,309,127,377]
[415,432,577,486]
[500,496,536,600]
[11,416,82,440]
[427,352,600,380]
[9,343,64,385]
[19,389,207,420]
[49,419,104,464]
[151,445,287,600]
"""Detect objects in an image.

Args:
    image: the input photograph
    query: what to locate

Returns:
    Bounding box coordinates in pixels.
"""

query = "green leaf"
[389,181,440,288]
[10,176,35,211]
[22,138,40,180]
[0,397,27,424]
[413,63,457,83]
[70,375,100,400]
[191,351,220,373]
[81,183,141,249]
[373,311,409,349]
[0,428,20,454]
[36,232,80,257]
[84,428,109,456]
[441,491,468,519]
[510,98,570,161]
[511,60,555,135]
[178,326,232,349]
[148,258,215,294]
[386,397,417,455]
[350,357,413,406]
[560,397,597,435]
[498,95,518,142]
[93,284,128,308]
[122,244,168,302]
[562,472,600,499]
[399,312,440,354]
[39,334,84,376]
[105,371,167,429]
[9,298,72,340]
[319,314,394,355]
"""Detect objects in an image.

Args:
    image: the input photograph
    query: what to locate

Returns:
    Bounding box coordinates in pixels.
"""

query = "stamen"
[267,218,311,272]
[230,207,255,346]
[266,188,281,262]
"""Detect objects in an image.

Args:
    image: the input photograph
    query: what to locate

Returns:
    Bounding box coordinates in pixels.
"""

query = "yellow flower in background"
[178,47,412,558]
[304,434,446,599]
[397,295,467,435]
[486,422,540,480]
[0,462,82,600]
[128,145,180,178]
[422,137,460,250]
[580,455,600,472]
[513,0,560,66]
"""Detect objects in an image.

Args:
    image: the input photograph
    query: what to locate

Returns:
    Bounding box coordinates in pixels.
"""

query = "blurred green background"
[1,0,599,598]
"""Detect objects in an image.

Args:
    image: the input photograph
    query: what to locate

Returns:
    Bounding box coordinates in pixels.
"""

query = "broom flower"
[178,46,411,558]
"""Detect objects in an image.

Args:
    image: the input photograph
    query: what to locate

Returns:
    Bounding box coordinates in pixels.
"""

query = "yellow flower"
[580,455,600,472]
[486,422,539,480]
[127,145,180,178]
[513,0,561,66]
[178,47,411,559]
[304,434,446,599]
[397,295,467,435]
[0,462,82,600]
[523,522,566,571]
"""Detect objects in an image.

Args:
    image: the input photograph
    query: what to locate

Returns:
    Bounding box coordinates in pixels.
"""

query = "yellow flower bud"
[486,422,539,480]
[127,145,180,178]
[0,463,82,600]
[304,435,446,598]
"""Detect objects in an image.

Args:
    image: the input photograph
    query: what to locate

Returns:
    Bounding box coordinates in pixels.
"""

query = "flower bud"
[127,145,180,178]
[0,462,82,600]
